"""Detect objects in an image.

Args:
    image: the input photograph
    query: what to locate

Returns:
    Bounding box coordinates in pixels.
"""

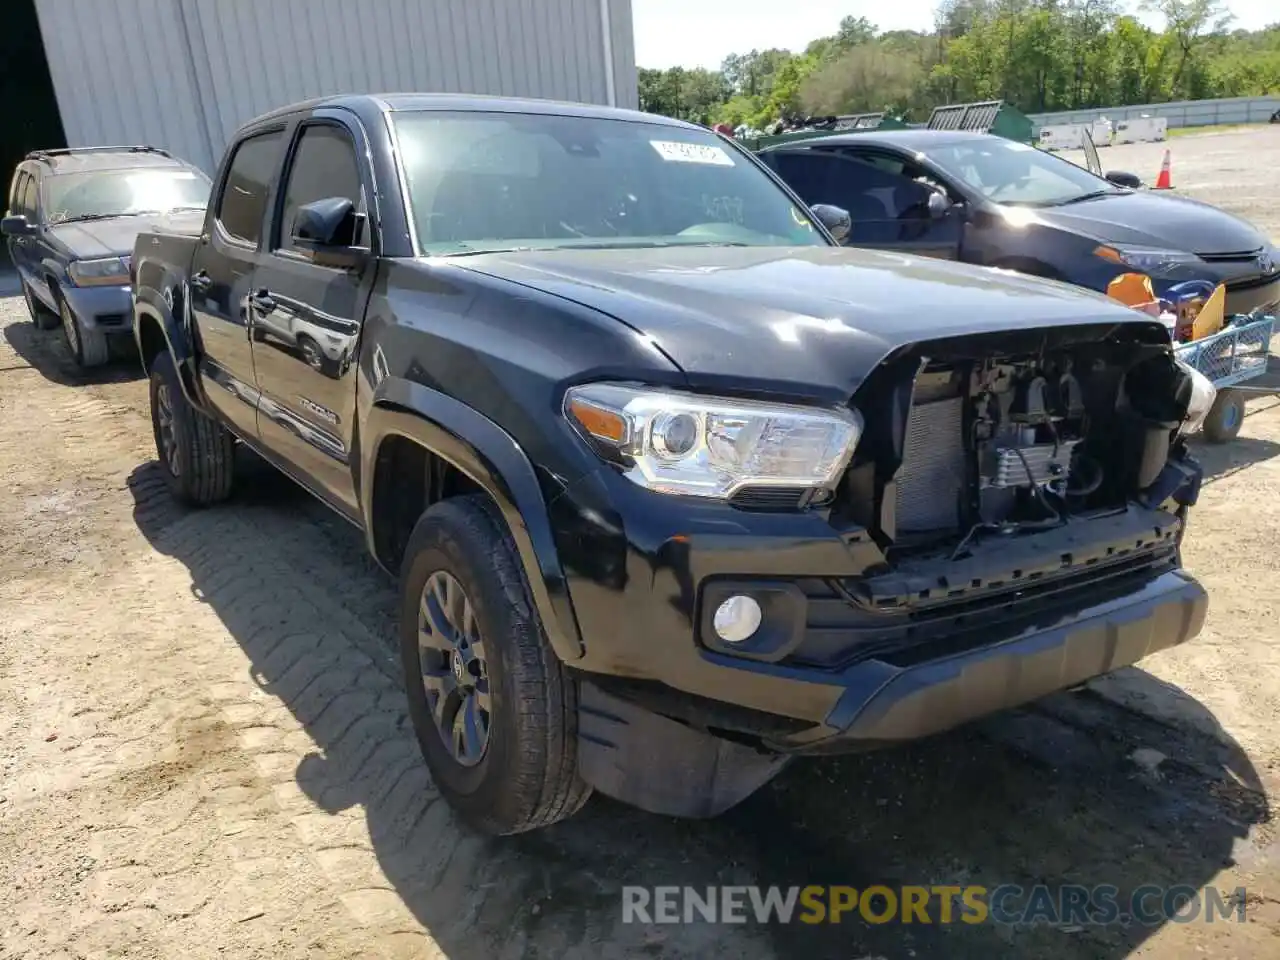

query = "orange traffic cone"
[1153,149,1172,190]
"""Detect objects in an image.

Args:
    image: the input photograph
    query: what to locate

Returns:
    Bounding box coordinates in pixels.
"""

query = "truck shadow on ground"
[1193,422,1280,484]
[126,457,1270,960]
[3,319,144,386]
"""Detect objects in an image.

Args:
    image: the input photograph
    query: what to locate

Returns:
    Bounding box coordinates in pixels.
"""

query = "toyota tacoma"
[131,94,1214,836]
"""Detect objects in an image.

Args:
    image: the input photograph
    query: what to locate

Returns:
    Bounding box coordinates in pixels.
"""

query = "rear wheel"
[58,295,109,369]
[399,495,591,836]
[1202,389,1245,444]
[149,351,236,505]
[22,280,59,330]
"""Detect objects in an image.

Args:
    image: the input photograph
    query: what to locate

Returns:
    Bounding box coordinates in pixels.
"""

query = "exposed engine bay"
[834,326,1205,561]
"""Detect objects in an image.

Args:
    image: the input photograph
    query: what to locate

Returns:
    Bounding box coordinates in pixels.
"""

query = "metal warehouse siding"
[34,0,637,173]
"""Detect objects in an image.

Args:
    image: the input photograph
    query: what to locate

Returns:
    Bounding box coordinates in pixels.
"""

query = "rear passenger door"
[189,127,286,439]
[248,113,373,517]
[765,147,962,260]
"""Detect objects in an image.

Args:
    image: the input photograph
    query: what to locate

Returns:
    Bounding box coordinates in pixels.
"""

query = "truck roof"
[243,92,698,133]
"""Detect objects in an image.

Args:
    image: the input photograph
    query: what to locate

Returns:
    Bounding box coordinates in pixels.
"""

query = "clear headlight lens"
[68,256,130,287]
[1177,360,1217,435]
[564,383,863,499]
[1094,245,1199,276]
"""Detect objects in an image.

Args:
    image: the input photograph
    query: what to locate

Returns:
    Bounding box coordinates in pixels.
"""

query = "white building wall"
[35,0,638,173]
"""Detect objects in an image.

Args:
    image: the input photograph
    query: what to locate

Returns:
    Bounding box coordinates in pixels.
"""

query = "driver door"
[764,147,962,260]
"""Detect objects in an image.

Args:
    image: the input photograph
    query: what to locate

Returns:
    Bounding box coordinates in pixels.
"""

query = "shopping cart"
[1173,313,1276,442]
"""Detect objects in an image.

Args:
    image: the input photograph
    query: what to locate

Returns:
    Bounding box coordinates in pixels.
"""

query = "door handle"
[248,289,275,312]
[190,270,212,291]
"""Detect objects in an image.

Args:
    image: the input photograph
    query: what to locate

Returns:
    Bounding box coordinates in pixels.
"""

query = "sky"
[631,0,1277,70]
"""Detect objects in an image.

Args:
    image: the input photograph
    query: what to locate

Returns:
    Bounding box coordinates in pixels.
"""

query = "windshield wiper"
[54,212,131,224]
[1052,189,1119,206]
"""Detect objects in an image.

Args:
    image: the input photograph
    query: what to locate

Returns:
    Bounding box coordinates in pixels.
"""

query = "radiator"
[894,395,966,533]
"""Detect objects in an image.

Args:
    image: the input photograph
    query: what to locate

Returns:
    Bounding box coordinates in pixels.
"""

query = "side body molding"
[362,377,585,662]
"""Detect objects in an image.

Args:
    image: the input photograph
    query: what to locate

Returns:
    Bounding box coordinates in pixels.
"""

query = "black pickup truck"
[132,93,1215,837]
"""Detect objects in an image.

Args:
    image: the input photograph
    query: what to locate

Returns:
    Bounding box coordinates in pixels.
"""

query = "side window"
[276,124,363,252]
[7,171,24,214]
[20,174,39,220]
[838,151,937,222]
[216,129,284,245]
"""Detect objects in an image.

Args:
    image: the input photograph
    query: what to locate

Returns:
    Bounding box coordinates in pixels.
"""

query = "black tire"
[399,495,591,836]
[57,293,109,368]
[149,351,236,505]
[296,334,325,372]
[1202,389,1245,444]
[22,280,59,330]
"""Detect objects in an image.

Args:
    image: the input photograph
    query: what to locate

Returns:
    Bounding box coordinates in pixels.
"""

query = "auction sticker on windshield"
[650,140,735,166]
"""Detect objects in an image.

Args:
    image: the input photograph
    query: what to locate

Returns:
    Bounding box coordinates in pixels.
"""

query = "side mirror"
[1,214,35,237]
[1105,170,1143,189]
[291,197,367,267]
[810,203,851,244]
[926,191,953,219]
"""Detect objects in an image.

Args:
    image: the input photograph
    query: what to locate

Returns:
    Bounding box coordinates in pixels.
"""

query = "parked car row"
[7,94,1223,837]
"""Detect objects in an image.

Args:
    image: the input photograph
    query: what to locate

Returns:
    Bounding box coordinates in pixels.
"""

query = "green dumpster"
[926,100,1034,144]
[741,112,909,151]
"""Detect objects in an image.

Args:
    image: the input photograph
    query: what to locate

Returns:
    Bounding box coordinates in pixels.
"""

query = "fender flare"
[132,284,207,411]
[362,377,585,663]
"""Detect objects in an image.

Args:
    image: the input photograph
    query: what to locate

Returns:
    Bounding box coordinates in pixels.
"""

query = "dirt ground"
[2,126,1280,960]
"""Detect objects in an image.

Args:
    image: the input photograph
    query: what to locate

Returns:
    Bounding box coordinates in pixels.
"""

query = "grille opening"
[1195,249,1262,263]
[834,337,1191,568]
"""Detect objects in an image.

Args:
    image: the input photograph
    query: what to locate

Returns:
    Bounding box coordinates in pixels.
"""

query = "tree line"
[638,1,1280,131]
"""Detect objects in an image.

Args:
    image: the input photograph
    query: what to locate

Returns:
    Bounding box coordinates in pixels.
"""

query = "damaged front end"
[825,320,1210,633]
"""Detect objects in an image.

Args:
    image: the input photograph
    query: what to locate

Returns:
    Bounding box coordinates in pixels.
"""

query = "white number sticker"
[649,140,735,166]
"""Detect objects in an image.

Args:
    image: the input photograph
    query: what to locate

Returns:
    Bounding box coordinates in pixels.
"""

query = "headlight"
[1094,245,1199,275]
[68,256,130,287]
[1177,360,1217,435]
[563,383,862,499]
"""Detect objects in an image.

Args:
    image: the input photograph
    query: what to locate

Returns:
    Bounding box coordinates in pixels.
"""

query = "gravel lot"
[2,126,1280,960]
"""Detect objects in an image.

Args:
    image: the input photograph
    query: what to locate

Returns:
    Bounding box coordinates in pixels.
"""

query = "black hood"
[450,246,1165,399]
[47,209,206,259]
[1035,190,1270,255]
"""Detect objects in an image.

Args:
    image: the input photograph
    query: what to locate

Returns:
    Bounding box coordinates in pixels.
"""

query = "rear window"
[216,130,284,245]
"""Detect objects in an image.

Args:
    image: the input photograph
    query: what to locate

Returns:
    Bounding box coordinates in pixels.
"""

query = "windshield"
[392,110,827,255]
[43,168,211,223]
[927,139,1118,207]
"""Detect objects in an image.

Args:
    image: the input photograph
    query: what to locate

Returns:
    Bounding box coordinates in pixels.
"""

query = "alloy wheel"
[155,383,180,476]
[60,301,80,358]
[417,569,491,766]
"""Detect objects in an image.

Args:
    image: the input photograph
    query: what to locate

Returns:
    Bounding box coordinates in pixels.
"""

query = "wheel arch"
[133,289,206,410]
[362,377,584,663]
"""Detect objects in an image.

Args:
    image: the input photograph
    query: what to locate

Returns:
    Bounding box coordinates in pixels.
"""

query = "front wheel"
[58,295,109,369]
[149,351,236,505]
[23,281,59,330]
[399,495,591,836]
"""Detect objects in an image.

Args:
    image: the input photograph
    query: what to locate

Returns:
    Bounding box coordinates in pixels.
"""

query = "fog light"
[713,595,762,644]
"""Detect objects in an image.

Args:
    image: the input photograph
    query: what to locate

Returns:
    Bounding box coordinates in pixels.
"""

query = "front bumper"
[554,464,1206,752]
[60,282,133,333]
[781,568,1205,752]
[1223,274,1280,317]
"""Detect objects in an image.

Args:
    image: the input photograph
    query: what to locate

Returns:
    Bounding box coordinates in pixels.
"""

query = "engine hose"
[1066,454,1104,497]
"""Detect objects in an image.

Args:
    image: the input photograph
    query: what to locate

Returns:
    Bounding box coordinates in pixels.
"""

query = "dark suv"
[131,94,1212,836]
[3,145,210,368]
